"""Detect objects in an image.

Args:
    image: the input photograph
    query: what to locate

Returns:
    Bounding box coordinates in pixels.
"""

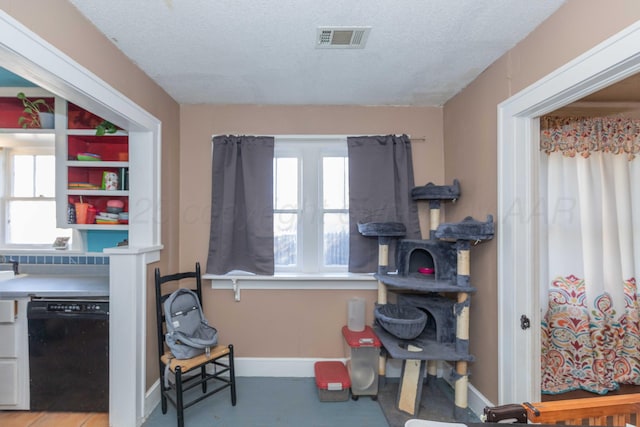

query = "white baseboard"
[234,357,347,377]
[234,356,408,378]
[143,357,492,420]
[143,380,161,426]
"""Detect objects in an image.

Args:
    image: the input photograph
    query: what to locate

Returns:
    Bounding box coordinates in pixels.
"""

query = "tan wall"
[1,0,182,390]
[443,0,640,403]
[179,105,444,356]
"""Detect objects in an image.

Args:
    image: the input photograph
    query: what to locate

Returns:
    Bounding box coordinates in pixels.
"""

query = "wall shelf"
[66,190,129,196]
[67,160,129,168]
[66,224,128,231]
[0,128,54,134]
[67,129,127,136]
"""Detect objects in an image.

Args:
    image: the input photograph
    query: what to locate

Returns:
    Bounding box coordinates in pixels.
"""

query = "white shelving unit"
[55,99,129,235]
[47,97,130,252]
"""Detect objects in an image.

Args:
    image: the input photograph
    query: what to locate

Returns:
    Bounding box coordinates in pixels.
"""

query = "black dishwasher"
[27,298,109,412]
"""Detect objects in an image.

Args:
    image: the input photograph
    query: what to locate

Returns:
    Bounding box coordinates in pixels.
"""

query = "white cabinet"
[0,361,18,405]
[0,298,29,410]
[0,299,16,325]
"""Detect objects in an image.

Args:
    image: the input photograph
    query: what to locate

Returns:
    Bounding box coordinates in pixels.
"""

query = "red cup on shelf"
[86,206,97,224]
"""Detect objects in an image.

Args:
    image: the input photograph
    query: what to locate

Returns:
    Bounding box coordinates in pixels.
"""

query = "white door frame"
[497,21,640,405]
[0,11,163,426]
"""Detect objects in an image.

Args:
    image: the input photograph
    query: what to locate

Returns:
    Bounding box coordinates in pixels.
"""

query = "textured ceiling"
[67,0,566,106]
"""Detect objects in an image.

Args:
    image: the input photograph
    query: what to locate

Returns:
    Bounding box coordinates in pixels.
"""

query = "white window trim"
[205,272,377,301]
[2,145,65,249]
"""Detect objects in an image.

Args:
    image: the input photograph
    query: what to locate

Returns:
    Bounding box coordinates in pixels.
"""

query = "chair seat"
[161,344,231,374]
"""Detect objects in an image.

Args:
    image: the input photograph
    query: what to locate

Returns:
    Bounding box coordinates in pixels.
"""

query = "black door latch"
[520,315,531,330]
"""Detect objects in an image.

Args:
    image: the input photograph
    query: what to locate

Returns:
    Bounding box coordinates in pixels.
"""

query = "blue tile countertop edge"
[3,254,110,266]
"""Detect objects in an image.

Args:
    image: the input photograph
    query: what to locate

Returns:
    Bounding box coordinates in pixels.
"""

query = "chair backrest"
[154,262,203,359]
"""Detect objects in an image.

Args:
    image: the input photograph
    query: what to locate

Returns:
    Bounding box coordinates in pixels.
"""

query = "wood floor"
[0,411,108,427]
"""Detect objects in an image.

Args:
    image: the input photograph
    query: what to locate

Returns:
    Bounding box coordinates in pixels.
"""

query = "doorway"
[0,10,162,426]
[538,92,640,401]
[497,21,640,405]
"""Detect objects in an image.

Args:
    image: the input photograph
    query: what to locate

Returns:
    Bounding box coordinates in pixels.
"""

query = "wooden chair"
[155,262,236,427]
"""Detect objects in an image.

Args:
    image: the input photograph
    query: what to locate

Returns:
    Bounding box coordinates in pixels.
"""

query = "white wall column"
[108,248,160,427]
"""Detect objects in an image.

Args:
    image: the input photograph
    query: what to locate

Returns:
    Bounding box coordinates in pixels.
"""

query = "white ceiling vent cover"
[316,27,371,49]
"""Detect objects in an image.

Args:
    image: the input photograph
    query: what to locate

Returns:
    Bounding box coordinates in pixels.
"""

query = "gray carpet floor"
[377,377,481,427]
[143,377,388,427]
[143,376,480,427]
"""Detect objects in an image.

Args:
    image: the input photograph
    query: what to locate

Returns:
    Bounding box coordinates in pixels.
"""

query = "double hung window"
[3,146,71,246]
[274,138,349,273]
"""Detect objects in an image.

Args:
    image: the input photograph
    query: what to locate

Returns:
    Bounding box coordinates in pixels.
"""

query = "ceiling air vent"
[316,27,371,49]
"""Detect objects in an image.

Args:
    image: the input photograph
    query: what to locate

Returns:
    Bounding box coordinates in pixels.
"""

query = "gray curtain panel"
[206,135,275,275]
[347,134,421,273]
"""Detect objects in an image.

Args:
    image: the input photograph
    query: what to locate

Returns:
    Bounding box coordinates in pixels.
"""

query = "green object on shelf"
[77,153,102,161]
[95,120,118,136]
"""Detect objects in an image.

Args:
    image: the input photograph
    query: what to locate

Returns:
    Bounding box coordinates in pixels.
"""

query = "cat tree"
[359,179,494,419]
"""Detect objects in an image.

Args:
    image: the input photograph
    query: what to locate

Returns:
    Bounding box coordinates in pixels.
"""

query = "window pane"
[323,157,348,209]
[323,213,348,266]
[274,213,297,266]
[8,201,71,244]
[13,155,34,197]
[274,157,298,210]
[35,155,55,197]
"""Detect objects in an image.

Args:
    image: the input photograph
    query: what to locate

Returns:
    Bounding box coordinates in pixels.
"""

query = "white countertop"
[0,274,109,298]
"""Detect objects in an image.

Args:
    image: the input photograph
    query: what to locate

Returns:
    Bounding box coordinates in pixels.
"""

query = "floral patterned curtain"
[540,115,640,160]
[539,115,640,395]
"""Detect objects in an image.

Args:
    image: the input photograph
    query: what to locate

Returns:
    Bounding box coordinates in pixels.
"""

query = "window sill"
[204,272,377,299]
